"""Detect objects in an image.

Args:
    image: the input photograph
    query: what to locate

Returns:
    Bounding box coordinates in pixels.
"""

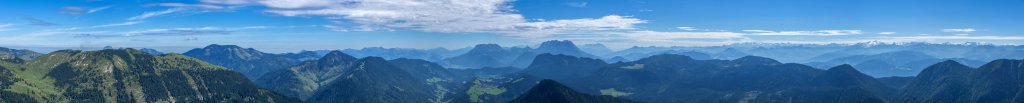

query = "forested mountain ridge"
[183,44,307,80]
[0,48,300,102]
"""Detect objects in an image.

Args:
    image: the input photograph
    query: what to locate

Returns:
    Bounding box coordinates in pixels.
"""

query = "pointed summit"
[319,50,358,64]
[322,51,356,60]
[509,79,639,103]
[915,60,972,79]
[809,64,896,99]
[812,64,893,93]
[826,64,860,74]
[308,56,433,103]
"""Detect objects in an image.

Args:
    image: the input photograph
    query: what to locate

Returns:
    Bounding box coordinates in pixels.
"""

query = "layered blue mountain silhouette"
[2,40,1023,102]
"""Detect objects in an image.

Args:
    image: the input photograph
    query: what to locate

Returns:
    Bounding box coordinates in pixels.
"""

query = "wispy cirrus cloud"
[941,28,976,33]
[127,3,235,21]
[0,24,14,31]
[88,6,113,13]
[123,26,271,36]
[202,0,646,38]
[149,3,230,10]
[615,30,747,40]
[676,27,697,31]
[29,26,264,40]
[28,31,111,37]
[127,8,187,21]
[43,21,146,32]
[58,6,88,15]
[93,21,145,28]
[199,0,253,5]
[124,27,232,36]
[24,17,58,26]
[60,6,113,15]
[877,32,896,35]
[743,29,862,36]
[565,2,588,8]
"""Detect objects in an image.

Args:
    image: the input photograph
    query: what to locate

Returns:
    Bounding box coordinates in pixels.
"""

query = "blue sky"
[1,0,1023,53]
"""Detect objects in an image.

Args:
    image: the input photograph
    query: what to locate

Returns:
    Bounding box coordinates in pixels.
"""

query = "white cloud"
[0,24,14,31]
[93,21,145,28]
[509,15,646,37]
[677,27,697,31]
[128,8,186,21]
[207,0,646,38]
[942,28,976,33]
[744,30,862,36]
[87,6,113,13]
[565,2,587,8]
[877,32,895,35]
[151,3,228,10]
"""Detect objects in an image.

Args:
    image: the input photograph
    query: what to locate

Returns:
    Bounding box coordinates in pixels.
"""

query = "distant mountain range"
[183,44,311,79]
[578,43,615,56]
[0,47,43,60]
[2,40,1024,102]
[139,48,164,55]
[442,40,600,69]
[256,51,457,102]
[341,47,469,62]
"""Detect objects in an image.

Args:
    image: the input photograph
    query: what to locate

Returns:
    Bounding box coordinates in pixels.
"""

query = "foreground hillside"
[897,59,1024,103]
[0,49,299,102]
